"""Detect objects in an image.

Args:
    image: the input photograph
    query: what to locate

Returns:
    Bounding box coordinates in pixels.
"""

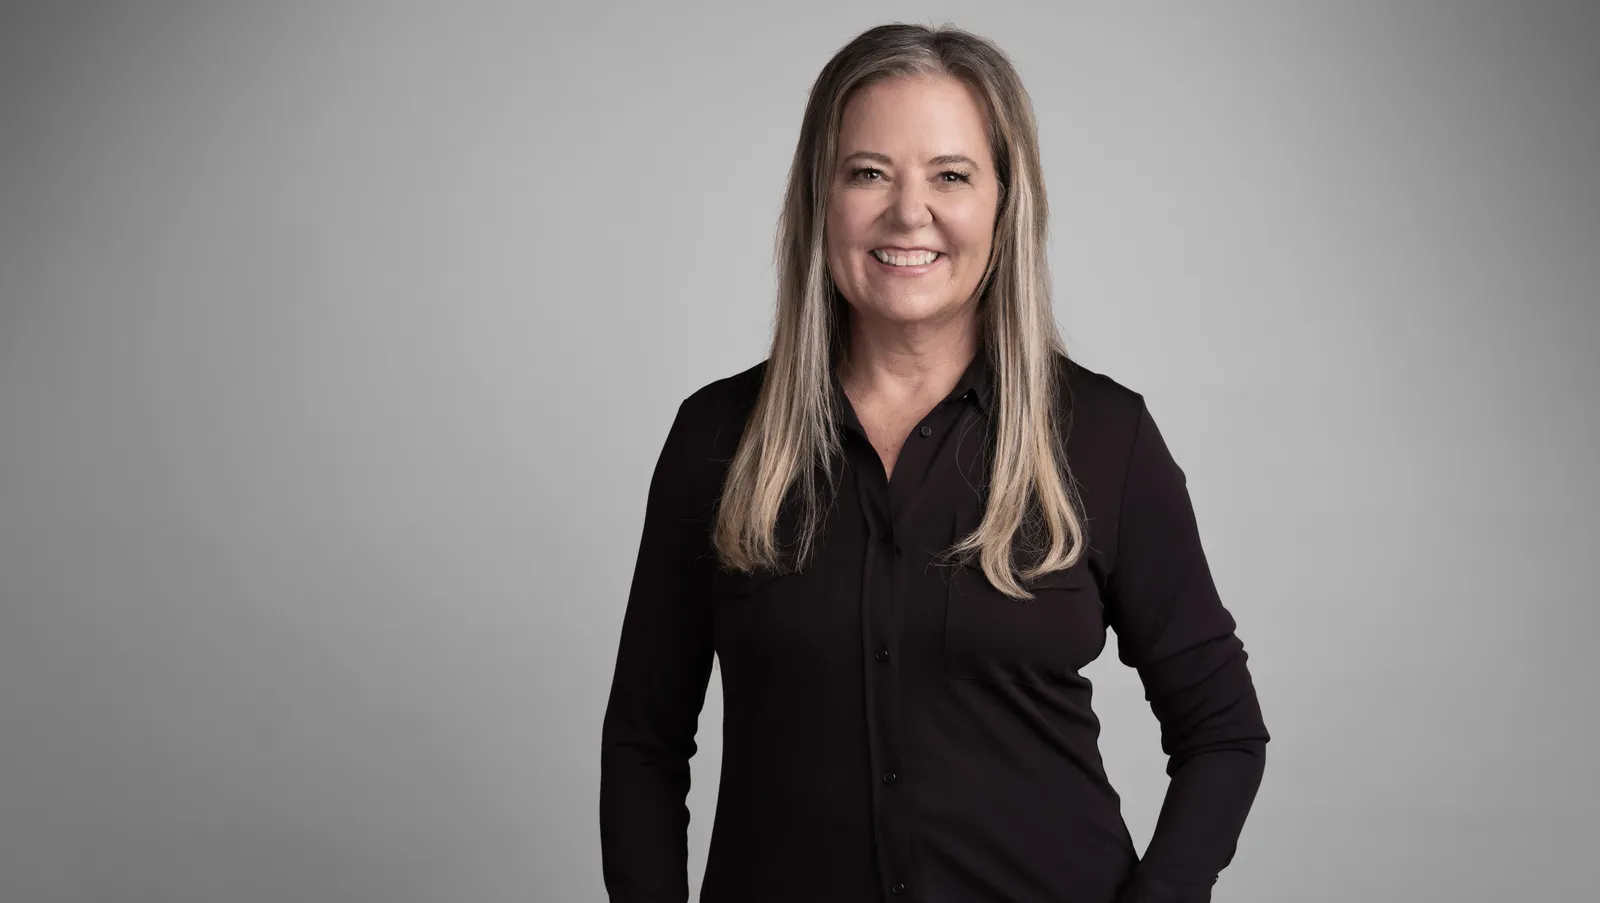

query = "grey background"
[1,2,1595,901]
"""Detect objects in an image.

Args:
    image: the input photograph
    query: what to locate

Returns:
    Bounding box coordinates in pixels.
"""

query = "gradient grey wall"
[1,3,1595,901]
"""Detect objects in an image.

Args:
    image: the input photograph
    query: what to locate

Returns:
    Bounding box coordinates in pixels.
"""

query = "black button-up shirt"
[600,350,1270,903]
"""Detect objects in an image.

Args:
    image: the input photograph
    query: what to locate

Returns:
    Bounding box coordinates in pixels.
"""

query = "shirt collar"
[829,347,994,425]
[944,347,994,414]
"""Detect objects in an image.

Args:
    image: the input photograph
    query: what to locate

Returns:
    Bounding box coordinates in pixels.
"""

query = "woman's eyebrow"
[841,151,981,169]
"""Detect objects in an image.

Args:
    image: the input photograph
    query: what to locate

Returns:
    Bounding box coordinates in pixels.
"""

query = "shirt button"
[918,424,932,437]
[891,883,906,895]
[879,530,891,543]
[875,645,890,662]
[882,771,898,785]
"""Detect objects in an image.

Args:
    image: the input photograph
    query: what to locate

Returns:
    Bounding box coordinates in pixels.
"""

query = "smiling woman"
[600,21,1271,903]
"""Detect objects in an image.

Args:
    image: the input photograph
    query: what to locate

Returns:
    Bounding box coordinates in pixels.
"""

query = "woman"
[600,23,1270,903]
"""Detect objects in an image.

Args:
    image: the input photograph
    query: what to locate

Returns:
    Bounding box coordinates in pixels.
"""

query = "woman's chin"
[858,294,961,324]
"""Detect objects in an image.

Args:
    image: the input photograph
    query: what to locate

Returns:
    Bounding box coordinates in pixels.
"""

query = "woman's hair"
[711,22,1086,600]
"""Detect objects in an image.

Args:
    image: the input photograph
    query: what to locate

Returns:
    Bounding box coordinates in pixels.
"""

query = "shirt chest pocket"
[942,507,1108,685]
[709,564,846,686]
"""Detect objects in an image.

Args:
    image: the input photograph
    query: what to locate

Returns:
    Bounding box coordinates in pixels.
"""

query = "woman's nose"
[887,179,932,229]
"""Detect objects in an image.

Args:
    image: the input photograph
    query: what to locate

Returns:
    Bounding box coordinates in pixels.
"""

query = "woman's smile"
[868,249,945,276]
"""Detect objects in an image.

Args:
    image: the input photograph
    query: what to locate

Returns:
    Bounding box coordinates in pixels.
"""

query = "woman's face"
[826,74,1001,332]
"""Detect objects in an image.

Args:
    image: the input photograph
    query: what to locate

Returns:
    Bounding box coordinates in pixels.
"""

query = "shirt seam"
[1108,395,1148,583]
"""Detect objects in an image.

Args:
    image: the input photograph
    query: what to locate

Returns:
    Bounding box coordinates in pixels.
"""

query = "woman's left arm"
[1103,398,1272,903]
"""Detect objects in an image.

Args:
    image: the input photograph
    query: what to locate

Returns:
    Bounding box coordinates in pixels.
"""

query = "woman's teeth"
[871,249,940,266]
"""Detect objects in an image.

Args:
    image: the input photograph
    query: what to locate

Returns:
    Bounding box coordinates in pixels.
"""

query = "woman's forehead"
[838,77,992,161]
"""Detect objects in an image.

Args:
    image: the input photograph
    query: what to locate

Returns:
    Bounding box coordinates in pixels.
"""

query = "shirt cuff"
[1114,868,1216,903]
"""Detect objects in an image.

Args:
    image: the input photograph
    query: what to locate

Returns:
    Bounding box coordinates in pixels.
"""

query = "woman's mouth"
[869,249,943,274]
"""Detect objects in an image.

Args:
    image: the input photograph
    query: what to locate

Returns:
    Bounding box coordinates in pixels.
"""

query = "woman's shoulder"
[657,360,768,483]
[1056,352,1147,440]
[676,358,766,438]
[687,358,768,406]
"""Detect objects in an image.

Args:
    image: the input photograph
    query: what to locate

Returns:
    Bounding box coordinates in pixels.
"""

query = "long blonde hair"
[711,22,1086,600]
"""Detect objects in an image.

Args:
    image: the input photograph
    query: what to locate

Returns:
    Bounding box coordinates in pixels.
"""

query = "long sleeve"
[1105,399,1271,903]
[599,398,717,903]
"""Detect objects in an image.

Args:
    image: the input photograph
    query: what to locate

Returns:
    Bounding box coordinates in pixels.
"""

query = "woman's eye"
[849,167,973,184]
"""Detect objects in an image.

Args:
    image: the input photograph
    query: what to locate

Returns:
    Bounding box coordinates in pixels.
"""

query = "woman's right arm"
[599,397,717,903]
